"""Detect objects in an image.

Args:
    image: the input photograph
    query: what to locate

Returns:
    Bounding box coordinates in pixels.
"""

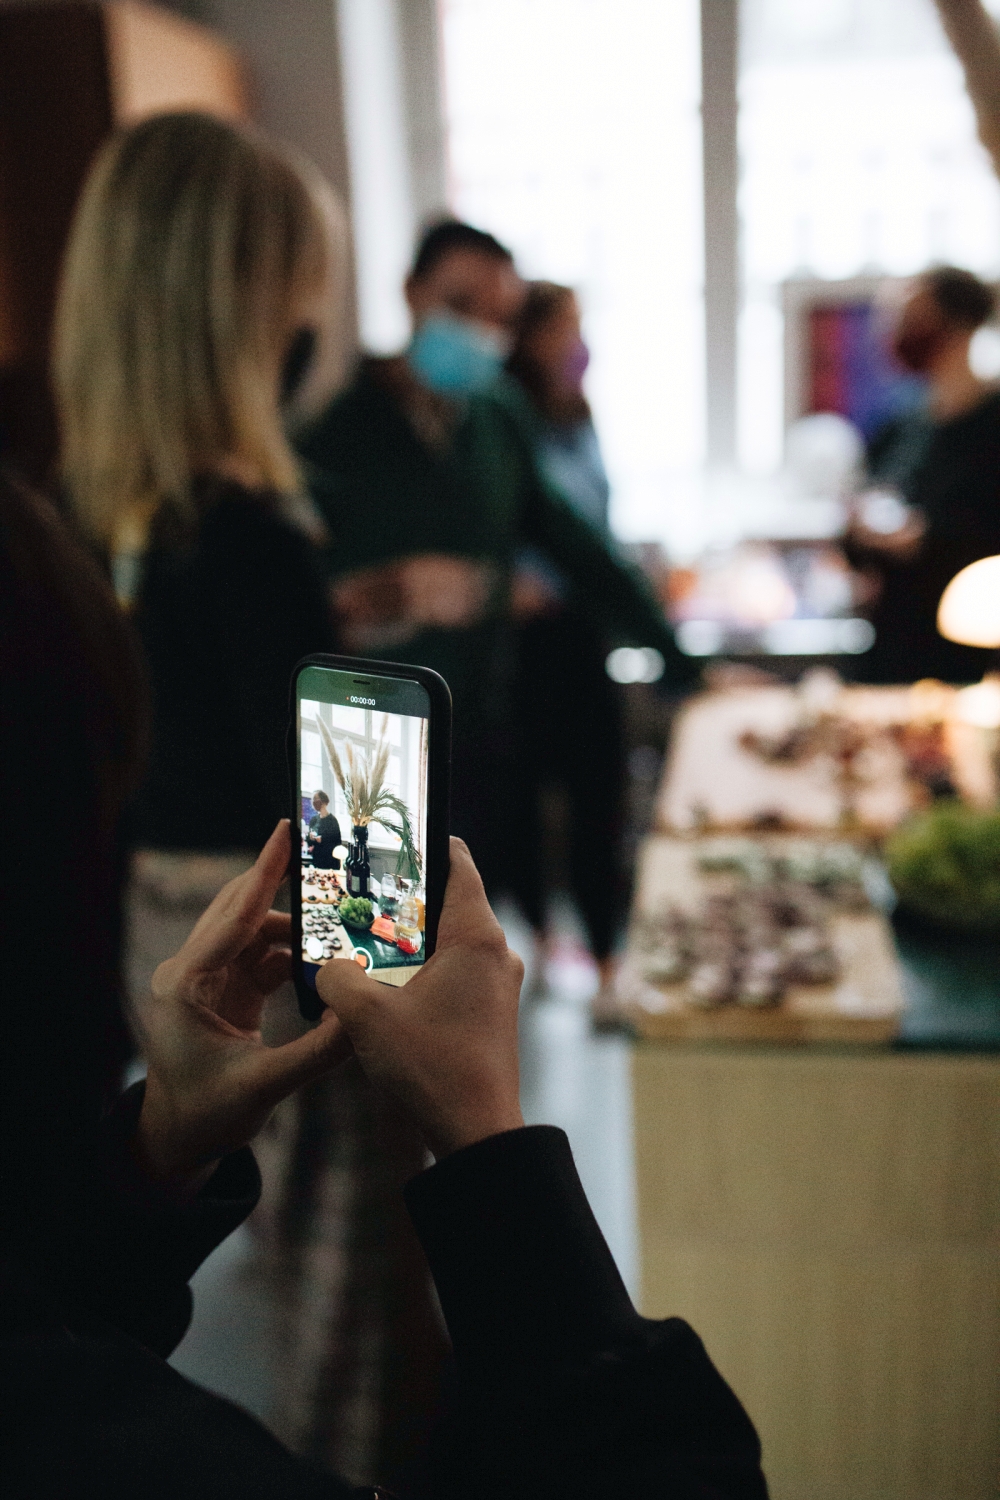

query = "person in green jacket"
[297,219,698,905]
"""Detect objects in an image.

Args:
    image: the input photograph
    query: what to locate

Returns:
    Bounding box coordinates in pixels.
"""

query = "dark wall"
[0,3,112,482]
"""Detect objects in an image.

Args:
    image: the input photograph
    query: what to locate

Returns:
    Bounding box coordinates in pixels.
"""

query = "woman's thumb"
[315,955,380,1032]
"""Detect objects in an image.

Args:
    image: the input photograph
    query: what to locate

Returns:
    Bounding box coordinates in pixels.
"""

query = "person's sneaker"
[589,974,639,1033]
[589,984,629,1030]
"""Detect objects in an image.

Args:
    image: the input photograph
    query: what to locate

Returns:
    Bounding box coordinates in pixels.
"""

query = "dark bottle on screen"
[346,825,370,898]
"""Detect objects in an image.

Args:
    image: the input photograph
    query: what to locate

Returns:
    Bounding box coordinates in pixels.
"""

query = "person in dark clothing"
[53,112,343,855]
[3,822,768,1500]
[505,281,630,1010]
[49,117,457,1470]
[0,470,145,1106]
[0,481,766,1496]
[308,789,343,869]
[846,265,1000,684]
[296,220,700,896]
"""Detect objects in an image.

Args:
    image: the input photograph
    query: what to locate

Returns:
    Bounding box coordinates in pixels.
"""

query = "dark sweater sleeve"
[406,1125,767,1500]
[49,1083,260,1357]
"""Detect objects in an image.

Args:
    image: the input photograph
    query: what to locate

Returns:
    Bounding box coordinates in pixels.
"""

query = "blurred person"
[846,265,1000,683]
[51,115,453,1478]
[504,282,627,1013]
[1,475,766,1499]
[0,514,767,1494]
[307,789,343,869]
[506,281,608,530]
[53,111,344,987]
[4,829,770,1500]
[297,221,699,903]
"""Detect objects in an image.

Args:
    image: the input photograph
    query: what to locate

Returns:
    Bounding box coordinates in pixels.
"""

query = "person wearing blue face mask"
[407,308,511,396]
[297,219,700,907]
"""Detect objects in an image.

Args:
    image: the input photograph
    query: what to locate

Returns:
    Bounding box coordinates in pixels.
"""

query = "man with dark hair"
[847,264,1000,683]
[307,789,342,869]
[298,219,698,897]
[409,218,514,282]
[922,265,996,330]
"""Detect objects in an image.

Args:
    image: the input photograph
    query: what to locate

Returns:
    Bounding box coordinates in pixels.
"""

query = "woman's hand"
[134,821,350,1191]
[315,838,525,1159]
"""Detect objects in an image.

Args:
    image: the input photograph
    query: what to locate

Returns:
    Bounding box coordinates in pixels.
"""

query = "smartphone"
[290,654,452,1023]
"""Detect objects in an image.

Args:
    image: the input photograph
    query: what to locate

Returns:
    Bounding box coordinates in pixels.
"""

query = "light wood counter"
[633,1045,1000,1500]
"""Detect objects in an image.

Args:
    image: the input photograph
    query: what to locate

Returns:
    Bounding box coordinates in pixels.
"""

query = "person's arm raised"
[315,838,524,1159]
[134,820,351,1191]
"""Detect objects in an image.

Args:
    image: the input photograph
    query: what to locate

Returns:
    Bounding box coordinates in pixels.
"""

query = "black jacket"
[308,811,343,869]
[132,479,333,852]
[847,391,1000,684]
[0,1086,767,1500]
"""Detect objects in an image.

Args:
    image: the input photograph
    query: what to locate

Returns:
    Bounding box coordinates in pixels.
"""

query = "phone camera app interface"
[298,667,430,990]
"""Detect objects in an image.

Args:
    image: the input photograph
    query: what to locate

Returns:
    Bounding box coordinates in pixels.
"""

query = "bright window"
[441,0,1000,544]
[440,0,705,543]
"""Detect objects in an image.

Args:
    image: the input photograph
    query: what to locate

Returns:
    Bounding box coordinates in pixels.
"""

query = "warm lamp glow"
[937,556,1000,648]
[954,675,1000,730]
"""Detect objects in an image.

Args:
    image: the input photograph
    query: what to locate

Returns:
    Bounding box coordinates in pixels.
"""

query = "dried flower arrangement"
[316,714,423,884]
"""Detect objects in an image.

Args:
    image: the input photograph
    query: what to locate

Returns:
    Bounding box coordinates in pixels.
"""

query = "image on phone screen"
[297,663,431,990]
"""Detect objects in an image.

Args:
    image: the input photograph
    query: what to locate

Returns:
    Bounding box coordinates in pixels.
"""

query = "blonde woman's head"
[54,111,345,550]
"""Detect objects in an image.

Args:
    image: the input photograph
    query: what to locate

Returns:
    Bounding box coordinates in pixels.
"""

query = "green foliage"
[886,802,1000,934]
[316,715,423,884]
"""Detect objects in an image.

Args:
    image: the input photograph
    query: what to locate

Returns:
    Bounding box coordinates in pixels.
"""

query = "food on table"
[370,915,396,942]
[886,802,1000,935]
[738,717,870,767]
[633,882,841,1010]
[889,720,955,799]
[696,836,868,908]
[632,912,689,982]
[302,900,350,962]
[339,895,374,928]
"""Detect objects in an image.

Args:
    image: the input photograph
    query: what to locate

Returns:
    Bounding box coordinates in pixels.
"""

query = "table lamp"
[937,556,1000,732]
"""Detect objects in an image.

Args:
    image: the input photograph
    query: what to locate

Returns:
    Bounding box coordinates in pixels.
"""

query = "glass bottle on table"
[345,825,370,898]
[395,882,421,956]
[380,872,399,920]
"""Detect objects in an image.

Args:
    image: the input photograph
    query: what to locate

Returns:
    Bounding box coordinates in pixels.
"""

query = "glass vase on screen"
[395,883,421,956]
[379,872,399,920]
[345,825,371,898]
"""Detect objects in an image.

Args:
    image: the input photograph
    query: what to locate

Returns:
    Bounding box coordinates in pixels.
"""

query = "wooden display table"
[633,1046,1000,1500]
[624,834,904,1045]
[629,684,1000,1498]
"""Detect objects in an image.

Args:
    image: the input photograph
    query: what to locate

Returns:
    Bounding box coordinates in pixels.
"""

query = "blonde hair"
[54,111,341,550]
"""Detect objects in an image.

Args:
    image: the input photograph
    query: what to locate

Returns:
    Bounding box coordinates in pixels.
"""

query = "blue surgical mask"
[407,313,508,396]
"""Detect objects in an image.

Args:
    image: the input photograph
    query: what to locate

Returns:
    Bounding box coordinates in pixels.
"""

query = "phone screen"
[296,663,432,991]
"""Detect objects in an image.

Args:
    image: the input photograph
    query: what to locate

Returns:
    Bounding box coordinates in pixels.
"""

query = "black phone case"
[288,654,452,1023]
